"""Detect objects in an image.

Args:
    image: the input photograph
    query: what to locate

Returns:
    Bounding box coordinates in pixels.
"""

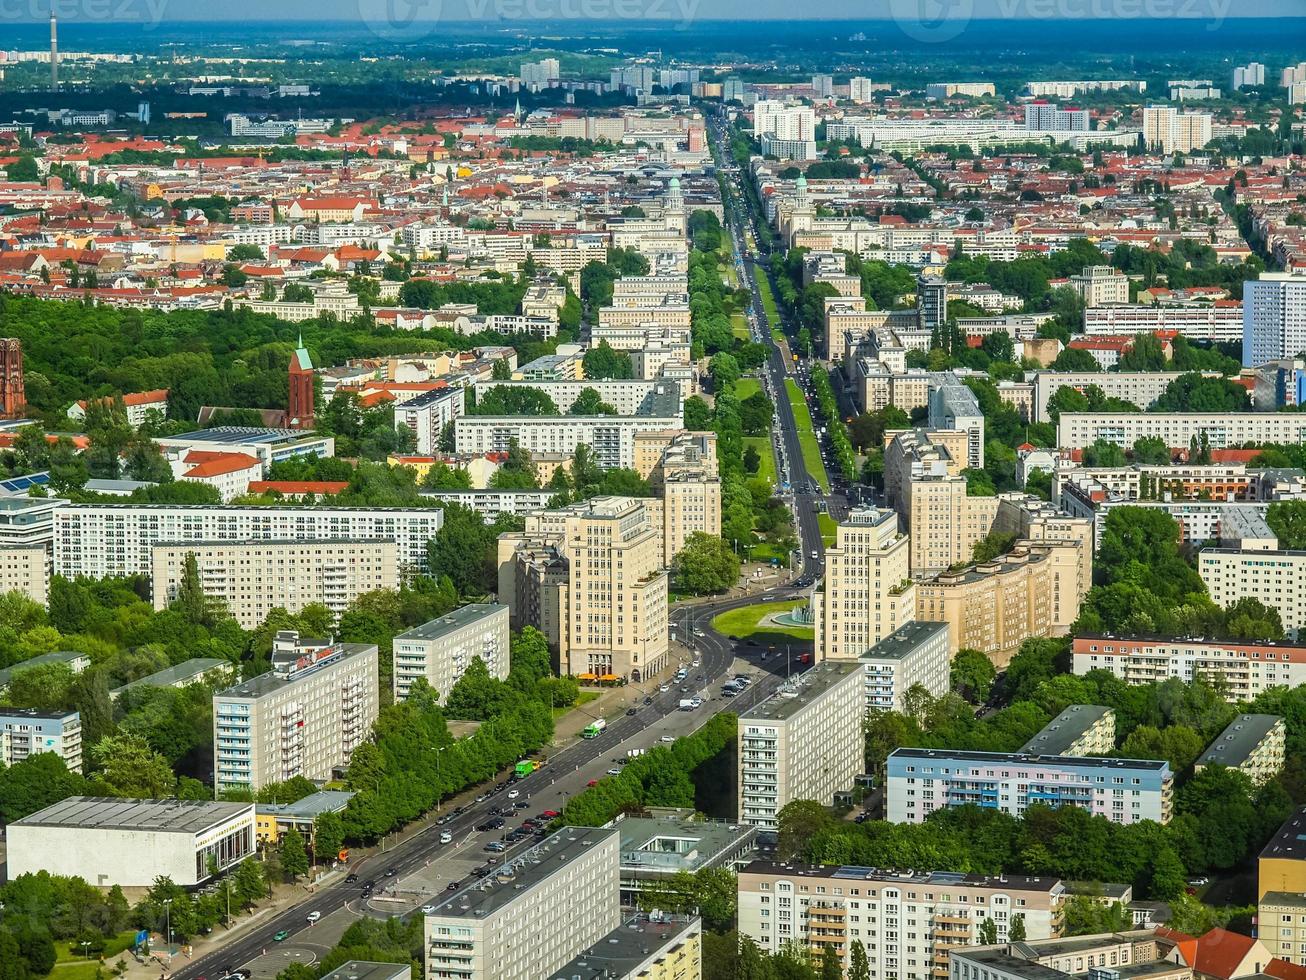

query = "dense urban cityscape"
[0,7,1301,980]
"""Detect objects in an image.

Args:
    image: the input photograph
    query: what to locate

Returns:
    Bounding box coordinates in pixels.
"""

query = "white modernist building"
[1243,273,1306,367]
[392,603,511,703]
[1057,412,1306,450]
[53,503,443,579]
[7,796,256,887]
[859,621,951,714]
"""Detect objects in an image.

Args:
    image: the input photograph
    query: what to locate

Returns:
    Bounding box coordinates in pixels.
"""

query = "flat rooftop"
[257,790,355,820]
[395,603,506,642]
[0,650,88,688]
[740,860,1062,892]
[1020,705,1114,756]
[616,815,756,874]
[888,747,1170,772]
[1198,714,1283,769]
[111,657,229,698]
[1261,806,1306,861]
[215,643,376,700]
[426,827,617,920]
[546,916,699,980]
[319,962,409,980]
[950,950,1067,980]
[158,426,316,445]
[741,661,860,723]
[861,621,949,663]
[14,796,252,834]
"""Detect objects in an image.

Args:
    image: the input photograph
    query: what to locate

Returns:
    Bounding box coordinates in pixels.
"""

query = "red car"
[586,779,598,787]
[540,810,560,818]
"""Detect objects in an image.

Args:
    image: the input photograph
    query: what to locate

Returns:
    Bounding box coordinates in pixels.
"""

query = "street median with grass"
[785,379,830,492]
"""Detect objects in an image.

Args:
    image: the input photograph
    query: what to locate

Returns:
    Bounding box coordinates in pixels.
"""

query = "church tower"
[287,334,314,429]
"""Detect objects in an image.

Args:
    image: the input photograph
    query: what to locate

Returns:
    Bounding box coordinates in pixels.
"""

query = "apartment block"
[1142,105,1212,152]
[813,508,915,662]
[859,621,951,713]
[1029,371,1215,424]
[1068,266,1129,306]
[1071,634,1306,701]
[395,387,465,455]
[885,748,1173,825]
[392,603,510,703]
[497,497,669,681]
[0,544,48,605]
[1195,714,1285,787]
[738,862,1065,977]
[1020,705,1116,757]
[1261,807,1306,899]
[212,631,379,793]
[454,402,683,470]
[1243,273,1306,366]
[54,503,443,579]
[0,708,82,774]
[1258,891,1306,965]
[1200,547,1306,639]
[150,539,399,629]
[915,543,1082,660]
[1057,413,1306,451]
[546,915,701,980]
[738,662,863,830]
[928,379,985,469]
[950,934,1192,980]
[424,827,621,980]
[1082,304,1243,343]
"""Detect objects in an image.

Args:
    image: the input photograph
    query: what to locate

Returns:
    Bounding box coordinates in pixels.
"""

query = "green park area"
[711,600,815,644]
[785,379,830,491]
[818,512,838,547]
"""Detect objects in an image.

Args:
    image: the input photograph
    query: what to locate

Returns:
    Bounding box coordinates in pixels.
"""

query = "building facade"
[738,663,864,830]
[151,539,399,629]
[815,508,916,662]
[1243,273,1306,367]
[885,748,1173,825]
[859,621,951,713]
[1195,713,1285,787]
[212,632,379,793]
[0,708,81,773]
[424,827,621,980]
[392,604,511,703]
[737,862,1065,977]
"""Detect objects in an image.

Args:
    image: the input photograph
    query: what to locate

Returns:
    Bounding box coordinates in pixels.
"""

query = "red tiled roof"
[247,480,348,495]
[182,452,261,478]
[1191,928,1258,980]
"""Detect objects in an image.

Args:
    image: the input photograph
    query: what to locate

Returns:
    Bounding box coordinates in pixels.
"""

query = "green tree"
[673,533,741,596]
[91,733,175,798]
[978,917,998,945]
[951,648,997,703]
[313,811,345,865]
[1009,913,1026,942]
[569,387,618,416]
[280,827,309,881]
[582,341,633,380]
[821,943,843,980]
[1132,436,1172,465]
[848,940,871,980]
[1082,439,1127,467]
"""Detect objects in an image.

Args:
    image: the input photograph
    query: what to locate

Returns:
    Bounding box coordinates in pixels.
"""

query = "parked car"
[446,881,461,891]
[306,911,321,924]
[421,904,437,914]
[439,831,453,844]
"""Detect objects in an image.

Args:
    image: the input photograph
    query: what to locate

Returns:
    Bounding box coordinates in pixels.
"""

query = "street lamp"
[162,897,172,950]
[433,744,451,814]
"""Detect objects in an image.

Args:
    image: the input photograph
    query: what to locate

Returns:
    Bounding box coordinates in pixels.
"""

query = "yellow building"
[545,915,702,980]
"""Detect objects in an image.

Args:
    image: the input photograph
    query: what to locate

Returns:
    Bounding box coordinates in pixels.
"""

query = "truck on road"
[581,719,607,738]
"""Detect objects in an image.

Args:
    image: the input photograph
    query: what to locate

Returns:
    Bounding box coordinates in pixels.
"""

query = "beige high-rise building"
[212,631,378,794]
[738,863,1065,977]
[738,662,863,830]
[151,539,399,629]
[814,508,915,662]
[498,497,669,681]
[1142,105,1212,152]
[1069,265,1130,307]
[424,827,621,980]
[0,544,48,605]
[632,429,717,480]
[915,543,1080,660]
[546,915,702,980]
[392,603,510,703]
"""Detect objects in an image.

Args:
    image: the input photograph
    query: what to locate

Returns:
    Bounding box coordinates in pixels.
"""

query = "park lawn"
[554,690,599,720]
[744,436,776,487]
[785,379,830,492]
[47,965,103,980]
[735,377,761,401]
[731,312,749,341]
[711,601,814,643]
[818,512,838,548]
[55,932,138,964]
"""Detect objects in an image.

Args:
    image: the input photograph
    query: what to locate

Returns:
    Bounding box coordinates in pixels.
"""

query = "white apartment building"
[1072,633,1306,701]
[1082,303,1243,343]
[472,379,677,418]
[1028,80,1146,97]
[395,387,465,455]
[1195,713,1285,787]
[1142,105,1213,153]
[1057,412,1306,450]
[212,632,379,793]
[814,508,915,662]
[1030,371,1216,423]
[752,100,816,159]
[0,709,82,774]
[392,603,510,703]
[1025,103,1090,131]
[926,82,996,98]
[8,797,256,888]
[53,504,443,580]
[151,539,399,629]
[1233,62,1266,89]
[1068,266,1129,306]
[738,662,863,830]
[738,863,1065,978]
[859,621,951,714]
[424,827,621,980]
[1019,705,1116,757]
[1243,273,1306,366]
[1201,546,1306,639]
